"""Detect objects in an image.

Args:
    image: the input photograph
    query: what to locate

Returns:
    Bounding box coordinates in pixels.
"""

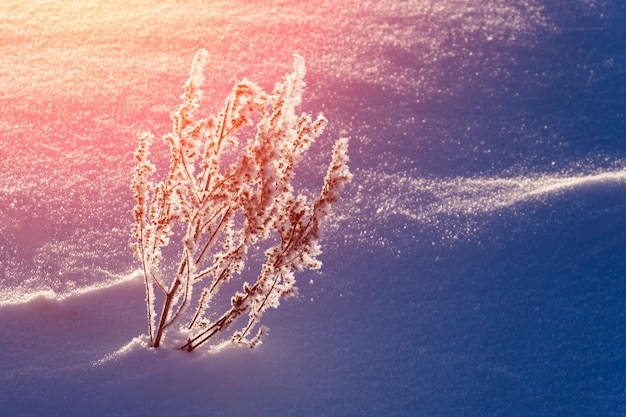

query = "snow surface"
[1,0,626,416]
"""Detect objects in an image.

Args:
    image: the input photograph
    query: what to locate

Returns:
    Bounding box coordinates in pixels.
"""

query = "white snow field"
[1,1,625,416]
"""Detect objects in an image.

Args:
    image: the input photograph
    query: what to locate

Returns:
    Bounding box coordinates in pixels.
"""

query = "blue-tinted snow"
[0,1,625,416]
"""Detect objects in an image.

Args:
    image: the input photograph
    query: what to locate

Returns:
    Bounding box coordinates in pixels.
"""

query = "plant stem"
[152,277,181,348]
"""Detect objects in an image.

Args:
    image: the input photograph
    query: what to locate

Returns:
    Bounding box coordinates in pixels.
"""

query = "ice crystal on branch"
[131,50,351,351]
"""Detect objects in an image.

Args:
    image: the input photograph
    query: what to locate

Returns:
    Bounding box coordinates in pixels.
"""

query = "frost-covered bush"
[131,50,351,351]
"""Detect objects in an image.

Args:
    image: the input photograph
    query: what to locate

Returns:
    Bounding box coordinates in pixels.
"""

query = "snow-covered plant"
[131,50,351,351]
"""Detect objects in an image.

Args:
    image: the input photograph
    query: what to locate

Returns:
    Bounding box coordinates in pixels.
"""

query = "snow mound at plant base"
[0,275,307,417]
